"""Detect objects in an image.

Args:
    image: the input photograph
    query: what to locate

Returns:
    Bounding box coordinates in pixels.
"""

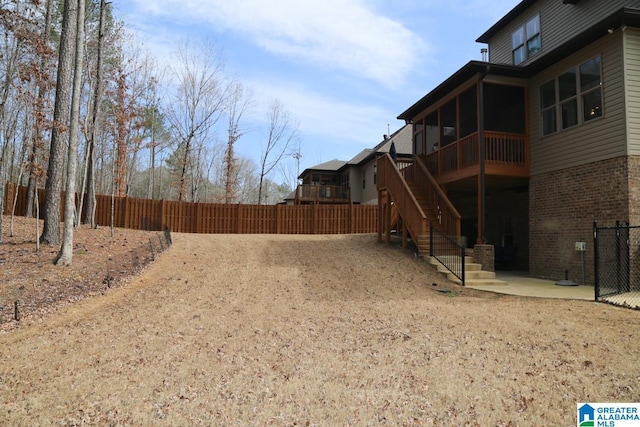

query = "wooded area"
[0,1,304,263]
[4,183,378,234]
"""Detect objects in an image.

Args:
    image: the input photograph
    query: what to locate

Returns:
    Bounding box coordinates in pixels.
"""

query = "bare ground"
[0,224,639,425]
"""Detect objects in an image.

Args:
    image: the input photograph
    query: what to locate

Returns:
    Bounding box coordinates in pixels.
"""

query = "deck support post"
[402,218,407,249]
[477,71,487,244]
[385,197,391,245]
[377,190,384,242]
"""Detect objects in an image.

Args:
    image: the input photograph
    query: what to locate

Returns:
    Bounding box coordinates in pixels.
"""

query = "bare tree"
[80,0,107,226]
[233,155,259,204]
[40,0,77,246]
[167,39,228,202]
[0,1,25,242]
[25,0,55,217]
[112,58,132,197]
[257,99,299,204]
[55,0,85,265]
[279,138,303,193]
[24,0,54,219]
[223,81,252,204]
[0,0,53,240]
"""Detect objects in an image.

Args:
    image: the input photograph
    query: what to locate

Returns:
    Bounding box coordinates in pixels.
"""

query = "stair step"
[465,278,509,286]
[465,270,496,280]
[465,262,482,271]
[445,270,496,281]
[428,256,507,286]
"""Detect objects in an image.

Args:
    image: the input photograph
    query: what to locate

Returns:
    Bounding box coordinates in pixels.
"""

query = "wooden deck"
[422,131,529,184]
[295,184,351,204]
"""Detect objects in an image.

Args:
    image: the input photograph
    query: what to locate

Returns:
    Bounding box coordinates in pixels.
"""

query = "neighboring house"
[379,0,640,284]
[294,125,411,205]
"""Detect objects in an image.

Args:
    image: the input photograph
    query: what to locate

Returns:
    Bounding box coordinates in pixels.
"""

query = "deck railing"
[430,221,465,286]
[423,130,528,181]
[413,156,461,239]
[377,154,462,248]
[485,131,527,164]
[295,184,350,204]
[377,154,429,241]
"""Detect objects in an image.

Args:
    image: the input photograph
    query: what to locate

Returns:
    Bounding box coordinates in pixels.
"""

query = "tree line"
[0,0,301,264]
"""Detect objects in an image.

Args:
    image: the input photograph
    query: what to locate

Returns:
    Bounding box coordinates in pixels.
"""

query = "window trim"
[512,14,541,65]
[539,54,603,137]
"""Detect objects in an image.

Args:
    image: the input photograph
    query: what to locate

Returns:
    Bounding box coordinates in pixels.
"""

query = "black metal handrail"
[430,221,465,285]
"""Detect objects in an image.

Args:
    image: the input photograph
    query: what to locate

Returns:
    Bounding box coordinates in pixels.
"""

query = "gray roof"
[302,159,348,173]
[348,149,374,165]
[348,124,412,165]
[298,124,413,178]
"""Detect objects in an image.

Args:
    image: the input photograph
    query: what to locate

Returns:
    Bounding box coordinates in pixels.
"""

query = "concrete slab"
[465,271,594,300]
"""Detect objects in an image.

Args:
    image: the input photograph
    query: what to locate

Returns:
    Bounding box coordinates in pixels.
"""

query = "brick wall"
[530,156,632,285]
[628,156,640,224]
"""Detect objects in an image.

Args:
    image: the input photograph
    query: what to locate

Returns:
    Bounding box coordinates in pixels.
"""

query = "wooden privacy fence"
[4,183,378,234]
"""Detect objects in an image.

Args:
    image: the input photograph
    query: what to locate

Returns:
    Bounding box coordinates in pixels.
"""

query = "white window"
[512,14,540,65]
[540,55,602,136]
[580,56,603,121]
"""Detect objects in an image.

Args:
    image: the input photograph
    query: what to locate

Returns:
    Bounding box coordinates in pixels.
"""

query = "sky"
[113,0,522,181]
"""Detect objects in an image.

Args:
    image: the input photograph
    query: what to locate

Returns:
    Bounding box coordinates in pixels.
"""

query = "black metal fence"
[593,221,640,309]
[430,222,465,286]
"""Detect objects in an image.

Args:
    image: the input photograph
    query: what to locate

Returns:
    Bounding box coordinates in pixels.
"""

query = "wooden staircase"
[405,178,439,254]
[377,154,464,281]
[377,155,457,254]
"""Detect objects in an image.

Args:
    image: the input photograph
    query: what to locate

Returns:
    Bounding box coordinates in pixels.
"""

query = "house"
[294,124,411,205]
[378,0,640,285]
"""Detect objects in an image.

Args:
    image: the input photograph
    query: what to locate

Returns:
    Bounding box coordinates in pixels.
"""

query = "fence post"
[124,196,130,229]
[160,199,166,231]
[430,221,433,257]
[196,202,202,234]
[350,203,355,234]
[237,204,242,234]
[624,221,631,293]
[313,204,318,234]
[616,220,621,294]
[593,221,599,300]
[460,238,465,287]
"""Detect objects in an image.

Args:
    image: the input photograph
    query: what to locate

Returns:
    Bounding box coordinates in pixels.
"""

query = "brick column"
[474,244,495,272]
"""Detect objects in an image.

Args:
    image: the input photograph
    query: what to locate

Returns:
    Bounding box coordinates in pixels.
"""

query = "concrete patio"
[466,271,594,300]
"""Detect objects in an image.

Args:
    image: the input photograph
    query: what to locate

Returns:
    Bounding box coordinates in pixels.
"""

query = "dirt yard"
[0,223,639,425]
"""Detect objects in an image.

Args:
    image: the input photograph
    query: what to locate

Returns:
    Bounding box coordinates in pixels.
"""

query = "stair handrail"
[414,155,462,240]
[430,221,465,286]
[377,153,429,240]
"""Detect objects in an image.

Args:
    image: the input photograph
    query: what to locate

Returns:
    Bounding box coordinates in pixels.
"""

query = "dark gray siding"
[488,0,640,65]
[529,33,626,175]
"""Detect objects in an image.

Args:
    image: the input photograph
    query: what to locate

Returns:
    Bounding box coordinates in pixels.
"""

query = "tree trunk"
[82,0,106,226]
[55,0,85,265]
[178,136,192,202]
[40,0,76,246]
[114,68,128,198]
[25,0,54,218]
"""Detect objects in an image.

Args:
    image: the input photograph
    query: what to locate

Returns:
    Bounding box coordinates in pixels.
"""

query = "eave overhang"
[399,7,640,123]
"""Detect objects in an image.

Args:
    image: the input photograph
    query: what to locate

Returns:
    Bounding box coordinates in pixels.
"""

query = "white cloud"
[244,77,393,147]
[124,0,427,87]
